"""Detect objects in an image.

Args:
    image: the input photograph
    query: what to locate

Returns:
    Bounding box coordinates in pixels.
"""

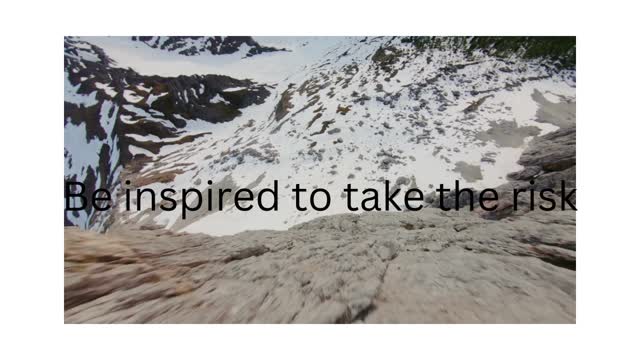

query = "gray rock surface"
[425,126,576,211]
[65,207,575,324]
[507,126,576,196]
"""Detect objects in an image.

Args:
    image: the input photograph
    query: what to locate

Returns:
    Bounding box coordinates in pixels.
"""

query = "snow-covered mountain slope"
[130,36,287,57]
[79,36,351,82]
[64,36,272,229]
[64,36,576,235]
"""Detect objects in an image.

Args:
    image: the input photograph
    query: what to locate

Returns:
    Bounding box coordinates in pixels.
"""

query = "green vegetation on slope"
[402,36,576,69]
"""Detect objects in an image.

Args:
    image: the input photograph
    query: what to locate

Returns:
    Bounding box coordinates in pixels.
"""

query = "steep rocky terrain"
[65,124,576,323]
[64,37,576,324]
[64,37,576,231]
[64,37,271,228]
[64,36,575,235]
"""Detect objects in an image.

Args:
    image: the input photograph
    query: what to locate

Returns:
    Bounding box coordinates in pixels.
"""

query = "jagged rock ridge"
[64,37,271,229]
[130,36,287,57]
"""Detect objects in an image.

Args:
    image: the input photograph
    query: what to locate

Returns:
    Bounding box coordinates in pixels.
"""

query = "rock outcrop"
[508,126,576,193]
[65,206,575,323]
[425,126,576,213]
[130,36,287,57]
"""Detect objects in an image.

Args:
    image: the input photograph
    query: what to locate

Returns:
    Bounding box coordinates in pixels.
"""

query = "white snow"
[78,36,352,83]
[94,82,118,97]
[126,133,162,142]
[66,36,576,236]
[209,94,230,104]
[64,120,101,178]
[129,145,155,157]
[542,91,563,103]
[147,92,168,106]
[64,71,99,106]
[139,37,576,236]
[222,87,246,92]
[123,89,144,103]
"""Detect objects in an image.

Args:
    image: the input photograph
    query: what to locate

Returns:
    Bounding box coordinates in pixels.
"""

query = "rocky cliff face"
[64,37,271,229]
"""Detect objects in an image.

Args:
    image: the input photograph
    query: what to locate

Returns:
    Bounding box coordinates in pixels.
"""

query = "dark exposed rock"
[131,36,287,57]
[475,199,514,220]
[273,87,294,121]
[223,245,270,263]
[64,37,272,228]
[425,126,576,212]
[508,165,542,181]
[507,126,576,205]
[372,46,401,73]
[518,126,576,172]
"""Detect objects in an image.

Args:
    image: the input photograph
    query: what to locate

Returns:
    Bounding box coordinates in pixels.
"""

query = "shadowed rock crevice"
[223,245,271,263]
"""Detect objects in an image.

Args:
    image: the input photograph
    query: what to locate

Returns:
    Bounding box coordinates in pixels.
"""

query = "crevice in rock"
[222,245,270,263]
[351,303,378,323]
[538,256,575,271]
[351,255,395,323]
[529,249,576,271]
